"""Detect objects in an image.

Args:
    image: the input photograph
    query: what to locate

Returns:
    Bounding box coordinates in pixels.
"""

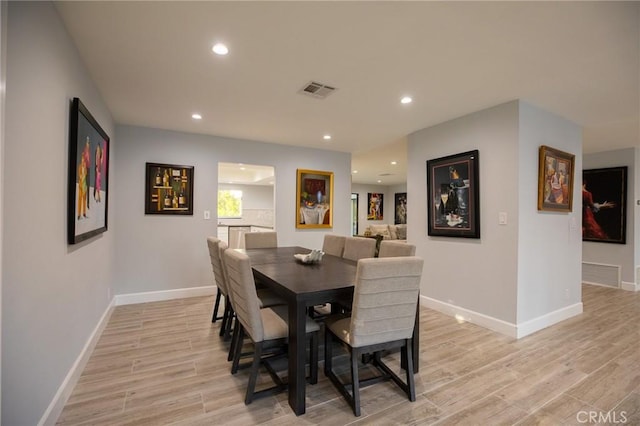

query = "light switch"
[498,212,507,225]
[204,210,211,220]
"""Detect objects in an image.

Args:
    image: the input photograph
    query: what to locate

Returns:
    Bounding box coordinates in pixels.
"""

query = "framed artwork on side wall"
[394,192,407,224]
[68,97,110,244]
[427,150,480,238]
[145,163,194,215]
[537,145,575,212]
[296,169,333,228]
[367,193,384,220]
[582,167,627,244]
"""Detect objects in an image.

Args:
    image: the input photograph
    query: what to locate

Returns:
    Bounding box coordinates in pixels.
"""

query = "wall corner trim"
[419,295,517,338]
[114,285,216,306]
[38,298,116,426]
[516,302,583,339]
[621,281,639,292]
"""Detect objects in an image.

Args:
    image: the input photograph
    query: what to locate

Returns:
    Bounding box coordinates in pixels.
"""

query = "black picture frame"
[582,166,627,244]
[68,98,110,244]
[145,163,194,215]
[427,150,480,238]
[394,192,407,224]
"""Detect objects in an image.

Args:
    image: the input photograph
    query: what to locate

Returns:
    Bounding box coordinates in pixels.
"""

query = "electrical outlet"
[499,212,507,225]
[204,210,211,220]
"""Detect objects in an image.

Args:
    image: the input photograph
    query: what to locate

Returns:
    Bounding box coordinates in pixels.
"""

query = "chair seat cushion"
[257,288,286,308]
[259,308,290,341]
[271,305,320,334]
[324,315,352,345]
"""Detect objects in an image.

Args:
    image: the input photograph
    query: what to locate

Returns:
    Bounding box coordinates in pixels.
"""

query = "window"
[218,190,242,218]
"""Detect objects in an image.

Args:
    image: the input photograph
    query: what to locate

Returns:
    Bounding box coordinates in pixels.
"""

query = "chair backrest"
[378,241,416,257]
[323,234,346,257]
[217,240,233,304]
[349,257,424,347]
[224,249,265,342]
[342,236,376,261]
[207,237,227,296]
[244,231,278,249]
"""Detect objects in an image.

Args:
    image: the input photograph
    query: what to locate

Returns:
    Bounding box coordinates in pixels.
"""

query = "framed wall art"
[394,192,407,224]
[68,97,110,244]
[582,166,627,244]
[537,145,575,212]
[145,163,194,215]
[296,169,333,228]
[367,193,384,220]
[427,150,480,238]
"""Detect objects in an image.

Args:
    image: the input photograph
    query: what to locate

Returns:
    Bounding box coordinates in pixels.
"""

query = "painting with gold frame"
[537,145,575,212]
[296,169,333,228]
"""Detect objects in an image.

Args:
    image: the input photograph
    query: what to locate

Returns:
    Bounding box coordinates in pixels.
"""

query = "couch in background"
[363,224,407,242]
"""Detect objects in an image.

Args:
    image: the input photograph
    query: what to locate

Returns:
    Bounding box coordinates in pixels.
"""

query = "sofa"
[363,224,407,242]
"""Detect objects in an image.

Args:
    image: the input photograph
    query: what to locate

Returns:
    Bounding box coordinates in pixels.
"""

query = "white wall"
[2,3,115,425]
[0,0,7,418]
[113,125,351,295]
[517,102,583,324]
[408,101,520,324]
[583,148,636,285]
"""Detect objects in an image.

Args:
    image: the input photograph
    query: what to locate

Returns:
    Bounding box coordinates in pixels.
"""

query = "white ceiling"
[218,162,274,186]
[55,1,639,186]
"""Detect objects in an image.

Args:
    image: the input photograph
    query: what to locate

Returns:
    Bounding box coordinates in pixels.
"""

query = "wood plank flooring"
[57,284,640,425]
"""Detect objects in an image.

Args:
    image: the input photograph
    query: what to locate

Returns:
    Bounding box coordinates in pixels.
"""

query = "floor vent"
[299,81,337,99]
[582,262,620,288]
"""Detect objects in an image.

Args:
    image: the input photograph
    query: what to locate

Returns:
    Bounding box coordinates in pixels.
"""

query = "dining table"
[239,246,420,416]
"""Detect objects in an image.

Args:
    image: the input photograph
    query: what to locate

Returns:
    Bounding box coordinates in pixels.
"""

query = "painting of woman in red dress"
[582,182,614,240]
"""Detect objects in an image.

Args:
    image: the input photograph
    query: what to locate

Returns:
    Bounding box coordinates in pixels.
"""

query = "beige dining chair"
[244,231,278,249]
[207,237,229,327]
[224,249,320,404]
[378,241,416,257]
[324,256,424,416]
[322,234,346,257]
[342,236,376,261]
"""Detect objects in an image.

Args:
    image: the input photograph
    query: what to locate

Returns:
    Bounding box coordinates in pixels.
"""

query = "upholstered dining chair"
[244,231,277,249]
[342,236,376,261]
[322,234,346,257]
[224,249,320,404]
[207,237,229,326]
[324,256,424,416]
[378,241,416,257]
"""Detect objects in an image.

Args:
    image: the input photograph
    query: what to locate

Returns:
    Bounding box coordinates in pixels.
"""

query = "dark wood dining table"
[239,246,419,416]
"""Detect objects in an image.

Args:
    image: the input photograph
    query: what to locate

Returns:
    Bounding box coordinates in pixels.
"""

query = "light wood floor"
[57,284,640,425]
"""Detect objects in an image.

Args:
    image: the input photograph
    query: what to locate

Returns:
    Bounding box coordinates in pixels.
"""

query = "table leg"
[288,299,307,415]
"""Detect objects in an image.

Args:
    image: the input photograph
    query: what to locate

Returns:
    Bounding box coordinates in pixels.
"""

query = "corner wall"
[408,101,520,325]
[2,3,115,425]
[113,125,351,295]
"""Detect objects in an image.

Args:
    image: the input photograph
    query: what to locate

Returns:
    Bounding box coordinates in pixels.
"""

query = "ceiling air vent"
[299,81,337,99]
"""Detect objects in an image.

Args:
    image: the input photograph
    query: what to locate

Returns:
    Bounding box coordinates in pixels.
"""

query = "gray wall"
[218,183,273,212]
[2,3,116,425]
[583,148,636,284]
[351,183,394,229]
[0,0,7,416]
[113,125,351,295]
[408,101,520,323]
[516,102,582,323]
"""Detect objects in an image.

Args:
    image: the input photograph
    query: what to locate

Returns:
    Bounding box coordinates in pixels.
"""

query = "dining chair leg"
[309,331,318,385]
[231,326,245,374]
[222,301,234,341]
[211,289,222,323]
[245,342,263,405]
[350,349,361,417]
[228,316,240,362]
[404,338,416,402]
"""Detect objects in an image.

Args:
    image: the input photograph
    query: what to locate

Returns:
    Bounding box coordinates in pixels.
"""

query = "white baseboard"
[420,295,518,338]
[40,285,216,424]
[114,285,216,306]
[420,296,583,340]
[621,281,639,292]
[515,302,583,339]
[38,298,116,426]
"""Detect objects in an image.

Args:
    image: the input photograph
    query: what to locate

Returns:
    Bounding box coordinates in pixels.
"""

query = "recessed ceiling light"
[192,113,202,120]
[323,135,332,140]
[391,161,397,165]
[352,170,358,174]
[212,43,229,55]
[377,179,382,183]
[240,167,246,170]
[400,96,412,104]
